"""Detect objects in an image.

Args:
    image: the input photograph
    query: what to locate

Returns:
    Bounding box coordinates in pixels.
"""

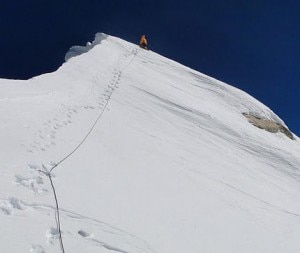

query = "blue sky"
[1,0,299,136]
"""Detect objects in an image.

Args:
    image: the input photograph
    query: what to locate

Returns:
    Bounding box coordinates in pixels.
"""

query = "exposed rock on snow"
[243,112,294,139]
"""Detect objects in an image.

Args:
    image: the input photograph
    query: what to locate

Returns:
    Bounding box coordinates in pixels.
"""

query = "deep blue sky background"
[1,0,299,136]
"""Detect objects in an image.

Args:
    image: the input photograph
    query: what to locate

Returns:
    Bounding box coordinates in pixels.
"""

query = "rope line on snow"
[49,100,108,173]
[48,175,65,253]
[37,169,65,253]
[50,48,139,173]
[38,47,140,253]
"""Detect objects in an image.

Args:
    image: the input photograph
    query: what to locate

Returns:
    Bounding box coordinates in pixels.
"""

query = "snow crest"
[65,33,109,61]
[0,33,300,253]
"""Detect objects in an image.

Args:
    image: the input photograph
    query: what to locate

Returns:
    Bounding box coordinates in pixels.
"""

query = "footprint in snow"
[15,174,47,194]
[46,227,60,244]
[30,245,45,253]
[14,163,55,194]
[0,197,26,215]
[46,134,55,140]
[0,203,11,215]
[51,124,58,130]
[78,229,94,238]
[27,149,34,153]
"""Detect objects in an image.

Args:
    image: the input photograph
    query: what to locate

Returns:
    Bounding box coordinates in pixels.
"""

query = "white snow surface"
[1,33,300,253]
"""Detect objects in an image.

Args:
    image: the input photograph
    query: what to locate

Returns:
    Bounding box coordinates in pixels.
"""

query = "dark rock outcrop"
[243,113,294,140]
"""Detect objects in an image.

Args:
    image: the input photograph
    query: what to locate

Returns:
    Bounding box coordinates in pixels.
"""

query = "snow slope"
[1,33,300,253]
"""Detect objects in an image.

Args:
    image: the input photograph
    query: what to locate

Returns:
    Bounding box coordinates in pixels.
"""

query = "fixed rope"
[38,170,65,253]
[39,47,139,253]
[50,48,139,173]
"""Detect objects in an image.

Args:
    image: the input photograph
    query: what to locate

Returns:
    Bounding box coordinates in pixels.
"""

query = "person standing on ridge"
[139,35,148,50]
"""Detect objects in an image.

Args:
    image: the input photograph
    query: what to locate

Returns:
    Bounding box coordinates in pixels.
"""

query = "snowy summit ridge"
[0,33,300,253]
[64,33,109,62]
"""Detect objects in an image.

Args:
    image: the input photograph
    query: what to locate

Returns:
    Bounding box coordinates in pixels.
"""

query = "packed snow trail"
[39,44,140,253]
[0,33,300,253]
[49,47,139,173]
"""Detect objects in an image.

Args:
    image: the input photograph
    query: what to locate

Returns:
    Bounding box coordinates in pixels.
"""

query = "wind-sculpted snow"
[0,34,300,253]
[65,33,108,62]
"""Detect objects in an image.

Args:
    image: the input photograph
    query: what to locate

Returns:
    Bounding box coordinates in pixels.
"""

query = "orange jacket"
[140,35,147,46]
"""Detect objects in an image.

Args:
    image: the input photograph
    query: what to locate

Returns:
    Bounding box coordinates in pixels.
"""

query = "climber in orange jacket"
[139,35,148,49]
